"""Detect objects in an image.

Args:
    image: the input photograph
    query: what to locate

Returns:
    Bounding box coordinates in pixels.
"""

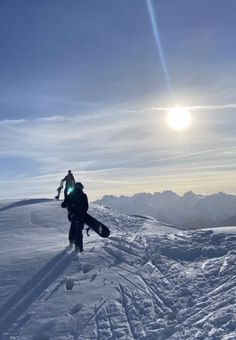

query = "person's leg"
[74,221,84,252]
[69,221,76,245]
[68,212,72,222]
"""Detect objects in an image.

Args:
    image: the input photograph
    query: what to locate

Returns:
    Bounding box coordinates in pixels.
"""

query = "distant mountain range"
[94,191,236,228]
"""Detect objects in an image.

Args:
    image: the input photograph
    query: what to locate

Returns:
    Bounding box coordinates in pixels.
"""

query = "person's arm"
[61,200,67,208]
[61,195,69,208]
[72,175,76,186]
[58,179,64,189]
[84,194,89,212]
[61,174,67,183]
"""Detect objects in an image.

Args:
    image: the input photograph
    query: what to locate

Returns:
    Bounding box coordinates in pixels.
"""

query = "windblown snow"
[0,200,235,340]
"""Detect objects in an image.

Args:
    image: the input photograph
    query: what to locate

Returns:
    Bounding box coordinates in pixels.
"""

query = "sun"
[167,107,191,131]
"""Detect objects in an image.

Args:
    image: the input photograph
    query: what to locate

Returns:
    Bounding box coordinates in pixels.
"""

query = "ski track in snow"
[0,200,235,339]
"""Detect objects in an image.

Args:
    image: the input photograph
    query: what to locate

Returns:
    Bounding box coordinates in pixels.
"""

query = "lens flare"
[67,187,74,195]
[146,0,172,92]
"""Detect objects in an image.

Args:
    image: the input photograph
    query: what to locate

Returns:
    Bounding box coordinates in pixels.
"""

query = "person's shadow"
[0,248,74,336]
[0,199,53,212]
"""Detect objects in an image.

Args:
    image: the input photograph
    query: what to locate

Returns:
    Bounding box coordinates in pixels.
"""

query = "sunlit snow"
[0,199,235,339]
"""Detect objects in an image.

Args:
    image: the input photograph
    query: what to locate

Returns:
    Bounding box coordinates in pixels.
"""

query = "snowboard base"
[84,213,110,238]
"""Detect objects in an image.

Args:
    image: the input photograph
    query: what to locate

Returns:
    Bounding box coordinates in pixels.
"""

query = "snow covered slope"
[0,200,235,339]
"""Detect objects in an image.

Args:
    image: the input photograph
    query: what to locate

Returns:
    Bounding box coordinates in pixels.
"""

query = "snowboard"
[55,180,64,200]
[84,213,110,238]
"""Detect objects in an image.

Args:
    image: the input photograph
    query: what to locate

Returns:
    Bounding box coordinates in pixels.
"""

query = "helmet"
[68,170,72,174]
[75,182,84,190]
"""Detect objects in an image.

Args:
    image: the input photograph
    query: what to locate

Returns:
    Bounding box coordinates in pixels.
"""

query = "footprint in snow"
[90,273,97,282]
[77,262,83,272]
[65,278,74,291]
[83,263,95,273]
[70,303,83,315]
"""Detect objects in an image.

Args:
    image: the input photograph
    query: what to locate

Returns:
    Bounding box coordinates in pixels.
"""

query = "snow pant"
[69,220,84,251]
[68,213,90,237]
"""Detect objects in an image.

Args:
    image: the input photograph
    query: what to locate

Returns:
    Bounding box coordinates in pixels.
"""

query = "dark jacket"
[61,188,89,222]
[62,173,76,189]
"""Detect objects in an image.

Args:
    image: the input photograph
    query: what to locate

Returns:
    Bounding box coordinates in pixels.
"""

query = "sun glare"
[167,108,191,131]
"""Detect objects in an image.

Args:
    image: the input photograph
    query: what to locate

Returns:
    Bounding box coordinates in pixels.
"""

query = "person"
[61,182,88,253]
[62,170,76,199]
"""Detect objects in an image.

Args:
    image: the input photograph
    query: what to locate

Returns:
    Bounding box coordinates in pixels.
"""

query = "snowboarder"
[62,170,76,199]
[61,182,88,253]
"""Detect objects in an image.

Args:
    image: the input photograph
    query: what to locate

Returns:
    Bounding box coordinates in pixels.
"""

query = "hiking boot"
[68,241,74,249]
[75,245,83,253]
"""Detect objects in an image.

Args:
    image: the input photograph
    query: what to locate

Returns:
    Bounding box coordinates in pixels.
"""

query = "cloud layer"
[1,104,236,200]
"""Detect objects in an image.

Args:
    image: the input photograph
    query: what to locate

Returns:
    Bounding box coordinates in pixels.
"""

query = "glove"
[61,201,67,208]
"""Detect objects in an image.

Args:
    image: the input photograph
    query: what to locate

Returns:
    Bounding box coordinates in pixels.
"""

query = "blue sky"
[0,0,236,199]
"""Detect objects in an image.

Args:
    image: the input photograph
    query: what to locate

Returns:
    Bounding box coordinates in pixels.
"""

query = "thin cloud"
[0,119,27,126]
[122,110,144,114]
[150,104,236,111]
[36,116,70,122]
[2,102,235,127]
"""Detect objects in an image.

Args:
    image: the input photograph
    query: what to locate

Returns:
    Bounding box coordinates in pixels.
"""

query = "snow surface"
[0,199,235,339]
